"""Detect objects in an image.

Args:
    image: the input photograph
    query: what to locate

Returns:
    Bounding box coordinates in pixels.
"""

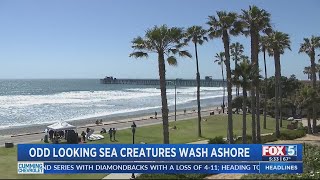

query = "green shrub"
[208,136,226,144]
[278,129,306,140]
[261,134,278,143]
[235,134,277,144]
[235,135,252,144]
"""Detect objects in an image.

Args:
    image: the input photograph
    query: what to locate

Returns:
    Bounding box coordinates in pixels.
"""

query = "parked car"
[287,117,294,121]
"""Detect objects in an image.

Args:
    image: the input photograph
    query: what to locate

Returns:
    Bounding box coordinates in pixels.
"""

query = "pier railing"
[100,78,225,87]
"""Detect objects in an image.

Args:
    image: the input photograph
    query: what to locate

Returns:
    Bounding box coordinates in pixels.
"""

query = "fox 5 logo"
[262,145,297,156]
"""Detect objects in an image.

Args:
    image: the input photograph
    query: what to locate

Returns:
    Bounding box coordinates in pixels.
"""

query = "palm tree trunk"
[256,83,261,143]
[307,110,312,134]
[250,31,257,144]
[222,31,233,144]
[158,52,169,144]
[242,87,247,144]
[263,49,268,129]
[221,63,225,114]
[311,52,318,133]
[255,36,261,143]
[274,52,280,138]
[279,72,283,128]
[319,70,320,87]
[235,58,239,97]
[194,42,202,137]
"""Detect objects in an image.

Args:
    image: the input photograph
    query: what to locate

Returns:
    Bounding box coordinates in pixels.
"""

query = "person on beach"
[81,131,86,142]
[108,128,113,141]
[113,128,116,141]
[49,130,54,140]
[184,109,186,115]
[59,131,64,138]
[44,128,49,143]
[100,128,106,134]
[155,111,157,119]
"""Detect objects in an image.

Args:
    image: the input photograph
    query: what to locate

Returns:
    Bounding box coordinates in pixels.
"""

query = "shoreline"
[0,105,221,137]
[0,94,226,136]
[0,106,221,146]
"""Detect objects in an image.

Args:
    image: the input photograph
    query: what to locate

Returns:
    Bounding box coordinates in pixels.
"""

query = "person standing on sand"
[113,128,116,141]
[81,131,86,142]
[108,128,113,141]
[155,111,157,119]
[49,130,54,140]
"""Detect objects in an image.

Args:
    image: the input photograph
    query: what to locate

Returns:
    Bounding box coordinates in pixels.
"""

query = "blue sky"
[0,0,319,80]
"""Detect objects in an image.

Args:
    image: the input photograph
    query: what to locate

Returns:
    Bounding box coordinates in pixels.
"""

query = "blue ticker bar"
[17,144,302,161]
[39,162,302,174]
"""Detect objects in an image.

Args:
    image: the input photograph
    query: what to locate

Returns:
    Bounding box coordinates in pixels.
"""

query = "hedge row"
[208,129,306,144]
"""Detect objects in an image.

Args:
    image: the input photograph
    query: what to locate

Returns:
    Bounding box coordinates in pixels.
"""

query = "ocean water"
[0,79,227,129]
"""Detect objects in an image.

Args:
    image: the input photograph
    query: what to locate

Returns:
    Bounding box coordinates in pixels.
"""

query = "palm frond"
[184,25,208,46]
[129,24,192,68]
[129,51,149,58]
[299,36,320,56]
[168,48,178,55]
[179,50,192,58]
[167,56,177,66]
[265,31,291,56]
[240,5,271,36]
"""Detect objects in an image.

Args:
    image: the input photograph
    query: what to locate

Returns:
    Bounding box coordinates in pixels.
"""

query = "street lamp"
[131,122,137,179]
[174,79,177,121]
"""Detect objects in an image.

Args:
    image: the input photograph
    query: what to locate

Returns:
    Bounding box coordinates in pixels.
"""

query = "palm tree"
[316,64,320,80]
[214,52,226,114]
[240,5,271,143]
[299,35,320,133]
[303,66,312,80]
[184,26,208,137]
[230,42,244,96]
[129,25,191,144]
[299,86,320,134]
[260,35,269,130]
[232,59,254,143]
[207,11,242,144]
[265,31,291,138]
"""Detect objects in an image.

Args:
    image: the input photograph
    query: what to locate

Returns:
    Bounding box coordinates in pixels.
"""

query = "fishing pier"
[100,76,225,87]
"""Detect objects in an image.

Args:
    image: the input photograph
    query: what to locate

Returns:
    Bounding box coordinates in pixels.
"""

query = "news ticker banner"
[17,162,303,174]
[18,144,302,161]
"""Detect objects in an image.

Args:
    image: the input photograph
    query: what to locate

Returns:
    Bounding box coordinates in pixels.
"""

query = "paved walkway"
[103,173,140,179]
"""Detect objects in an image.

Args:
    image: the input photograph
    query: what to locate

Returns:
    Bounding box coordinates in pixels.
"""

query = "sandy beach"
[0,106,221,146]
